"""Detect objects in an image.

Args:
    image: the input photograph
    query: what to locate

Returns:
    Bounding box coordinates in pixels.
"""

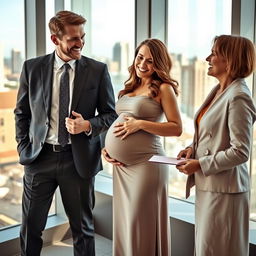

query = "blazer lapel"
[195,79,240,126]
[193,84,219,145]
[41,53,55,119]
[71,58,89,113]
[194,85,219,123]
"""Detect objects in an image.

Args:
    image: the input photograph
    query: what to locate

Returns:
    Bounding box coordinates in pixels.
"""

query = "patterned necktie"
[58,63,70,147]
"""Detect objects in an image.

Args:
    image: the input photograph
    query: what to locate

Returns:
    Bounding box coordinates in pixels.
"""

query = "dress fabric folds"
[105,95,171,256]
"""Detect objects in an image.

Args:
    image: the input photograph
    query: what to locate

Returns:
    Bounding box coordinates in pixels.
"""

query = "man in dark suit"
[14,10,117,256]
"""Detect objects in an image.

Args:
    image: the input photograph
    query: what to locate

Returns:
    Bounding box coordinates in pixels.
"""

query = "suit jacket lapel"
[71,57,89,113]
[41,53,55,119]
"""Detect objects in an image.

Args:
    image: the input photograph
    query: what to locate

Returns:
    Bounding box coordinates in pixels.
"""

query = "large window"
[46,0,55,54]
[0,1,25,229]
[70,0,135,176]
[251,126,256,221]
[0,0,135,230]
[167,0,256,222]
[0,1,58,231]
[0,0,254,234]
[166,0,232,202]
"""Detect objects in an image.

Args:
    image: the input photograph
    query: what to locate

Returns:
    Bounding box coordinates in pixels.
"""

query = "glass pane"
[250,0,256,223]
[167,0,232,202]
[0,0,25,229]
[45,0,55,54]
[71,0,135,176]
[0,1,58,230]
[251,108,256,221]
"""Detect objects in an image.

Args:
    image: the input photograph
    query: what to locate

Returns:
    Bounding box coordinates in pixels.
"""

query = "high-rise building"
[113,42,129,74]
[170,53,182,105]
[0,44,4,88]
[193,57,208,112]
[175,54,196,119]
[178,56,217,119]
[11,49,22,74]
[0,90,18,164]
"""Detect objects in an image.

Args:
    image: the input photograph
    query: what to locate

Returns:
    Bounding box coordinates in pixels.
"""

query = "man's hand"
[66,110,91,134]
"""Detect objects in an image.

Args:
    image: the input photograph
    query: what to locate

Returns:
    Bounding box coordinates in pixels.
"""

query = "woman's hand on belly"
[101,147,124,166]
[114,116,140,140]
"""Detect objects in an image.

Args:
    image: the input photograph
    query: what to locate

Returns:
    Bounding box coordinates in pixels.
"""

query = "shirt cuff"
[84,121,92,136]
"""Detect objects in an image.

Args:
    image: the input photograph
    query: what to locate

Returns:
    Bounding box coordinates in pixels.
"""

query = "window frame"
[0,0,256,254]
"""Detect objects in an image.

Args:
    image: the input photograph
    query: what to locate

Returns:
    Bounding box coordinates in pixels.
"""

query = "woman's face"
[206,44,228,79]
[134,45,155,79]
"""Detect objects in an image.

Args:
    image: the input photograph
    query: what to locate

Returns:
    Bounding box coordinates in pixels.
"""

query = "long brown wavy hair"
[119,38,179,98]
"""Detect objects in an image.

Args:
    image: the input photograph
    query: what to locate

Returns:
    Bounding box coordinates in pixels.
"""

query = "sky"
[0,0,231,60]
[168,0,232,59]
[90,0,135,58]
[0,0,25,58]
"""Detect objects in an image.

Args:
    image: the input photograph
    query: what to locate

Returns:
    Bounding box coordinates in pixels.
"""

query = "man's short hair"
[49,10,86,38]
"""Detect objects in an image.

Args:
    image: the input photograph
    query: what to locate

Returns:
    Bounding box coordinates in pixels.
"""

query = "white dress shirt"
[45,53,76,145]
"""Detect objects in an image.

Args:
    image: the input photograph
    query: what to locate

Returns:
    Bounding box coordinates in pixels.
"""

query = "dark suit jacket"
[14,52,117,178]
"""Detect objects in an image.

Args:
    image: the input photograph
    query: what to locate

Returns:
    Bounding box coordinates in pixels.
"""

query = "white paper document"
[148,155,187,165]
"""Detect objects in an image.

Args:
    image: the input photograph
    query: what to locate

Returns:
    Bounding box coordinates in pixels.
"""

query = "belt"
[44,143,72,152]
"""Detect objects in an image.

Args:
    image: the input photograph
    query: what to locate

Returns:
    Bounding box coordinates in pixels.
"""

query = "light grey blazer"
[186,78,256,198]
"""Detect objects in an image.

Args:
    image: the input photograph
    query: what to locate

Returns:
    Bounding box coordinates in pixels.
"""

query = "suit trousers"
[20,144,95,256]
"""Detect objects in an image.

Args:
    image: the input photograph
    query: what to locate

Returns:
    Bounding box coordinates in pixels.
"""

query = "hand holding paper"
[148,155,187,166]
[176,158,201,175]
[148,155,200,175]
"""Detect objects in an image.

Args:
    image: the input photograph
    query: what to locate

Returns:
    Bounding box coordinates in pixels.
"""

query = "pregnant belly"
[105,114,161,165]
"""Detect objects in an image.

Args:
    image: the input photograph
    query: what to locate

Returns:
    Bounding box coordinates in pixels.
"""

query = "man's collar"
[54,51,76,70]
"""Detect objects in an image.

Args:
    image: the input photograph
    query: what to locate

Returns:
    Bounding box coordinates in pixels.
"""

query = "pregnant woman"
[102,38,182,256]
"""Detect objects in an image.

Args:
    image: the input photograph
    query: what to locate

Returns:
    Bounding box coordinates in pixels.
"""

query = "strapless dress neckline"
[122,94,160,105]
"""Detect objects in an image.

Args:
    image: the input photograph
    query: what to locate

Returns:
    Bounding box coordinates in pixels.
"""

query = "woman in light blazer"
[177,35,256,256]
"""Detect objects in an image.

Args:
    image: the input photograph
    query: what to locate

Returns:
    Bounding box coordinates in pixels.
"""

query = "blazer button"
[204,149,209,155]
